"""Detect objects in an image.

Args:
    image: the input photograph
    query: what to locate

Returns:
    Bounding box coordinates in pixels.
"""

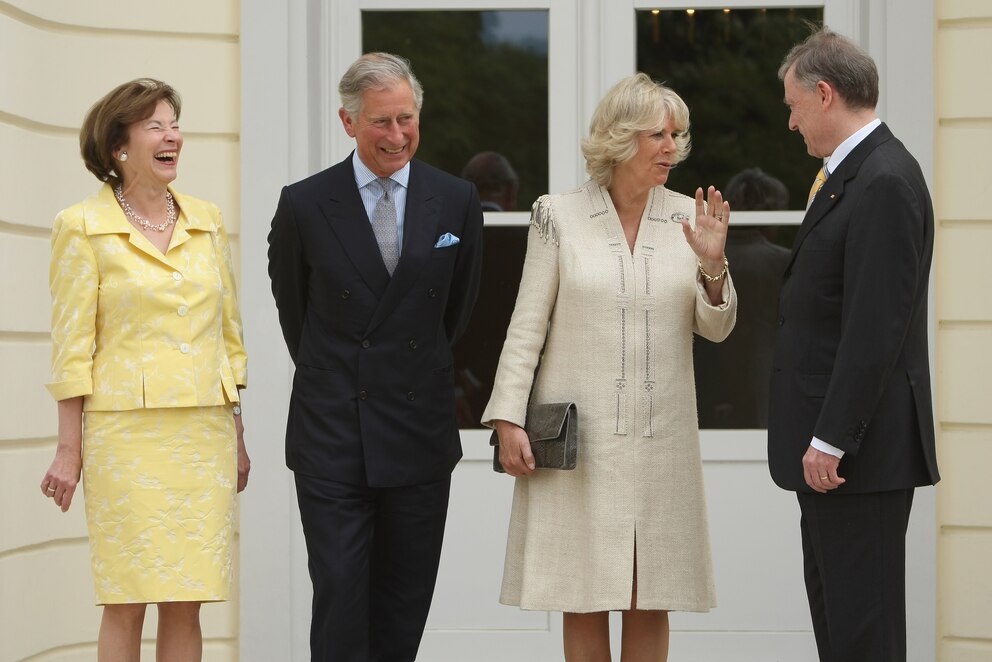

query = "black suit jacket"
[768,123,939,493]
[268,155,484,488]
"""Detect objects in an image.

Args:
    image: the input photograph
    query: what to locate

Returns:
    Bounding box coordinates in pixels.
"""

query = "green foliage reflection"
[637,8,823,210]
[363,11,549,210]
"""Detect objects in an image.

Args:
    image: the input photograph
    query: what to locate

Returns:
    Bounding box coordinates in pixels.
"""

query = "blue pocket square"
[434,233,460,248]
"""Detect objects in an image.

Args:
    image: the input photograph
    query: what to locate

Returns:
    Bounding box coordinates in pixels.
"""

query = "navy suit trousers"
[798,489,914,662]
[295,473,451,662]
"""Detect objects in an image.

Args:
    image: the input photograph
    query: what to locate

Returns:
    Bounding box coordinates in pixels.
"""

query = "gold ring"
[46,487,56,493]
[818,475,828,480]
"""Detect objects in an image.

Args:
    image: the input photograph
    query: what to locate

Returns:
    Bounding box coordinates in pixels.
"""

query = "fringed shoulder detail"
[530,195,559,246]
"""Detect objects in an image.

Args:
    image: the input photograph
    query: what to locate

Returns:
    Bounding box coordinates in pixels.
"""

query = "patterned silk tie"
[372,177,400,274]
[807,165,829,208]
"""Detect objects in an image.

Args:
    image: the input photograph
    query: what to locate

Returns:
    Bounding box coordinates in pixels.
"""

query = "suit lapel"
[785,123,894,273]
[318,160,391,299]
[366,160,441,334]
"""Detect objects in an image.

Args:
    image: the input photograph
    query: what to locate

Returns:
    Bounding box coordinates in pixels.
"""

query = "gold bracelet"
[698,256,729,283]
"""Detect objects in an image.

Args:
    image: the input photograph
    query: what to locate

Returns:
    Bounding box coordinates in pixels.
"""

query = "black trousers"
[295,472,451,662]
[797,488,914,662]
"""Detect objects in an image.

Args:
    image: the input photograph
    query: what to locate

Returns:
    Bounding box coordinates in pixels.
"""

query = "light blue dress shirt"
[352,153,410,252]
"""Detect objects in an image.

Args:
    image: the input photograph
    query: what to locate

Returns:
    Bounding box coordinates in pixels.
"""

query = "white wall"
[934,1,992,660]
[0,2,242,659]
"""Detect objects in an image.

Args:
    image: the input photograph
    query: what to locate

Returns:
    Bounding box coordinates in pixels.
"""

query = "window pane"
[636,8,823,210]
[693,223,798,429]
[362,11,548,210]
[452,227,529,428]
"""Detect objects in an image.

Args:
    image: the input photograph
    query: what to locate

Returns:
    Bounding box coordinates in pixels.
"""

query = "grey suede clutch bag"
[490,402,578,473]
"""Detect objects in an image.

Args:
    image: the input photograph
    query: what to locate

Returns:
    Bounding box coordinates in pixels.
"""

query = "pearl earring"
[119,151,128,162]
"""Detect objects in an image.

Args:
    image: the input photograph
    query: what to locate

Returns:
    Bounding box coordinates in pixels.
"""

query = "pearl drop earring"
[119,151,128,162]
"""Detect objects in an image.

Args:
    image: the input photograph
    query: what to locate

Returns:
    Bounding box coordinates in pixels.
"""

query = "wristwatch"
[232,404,242,416]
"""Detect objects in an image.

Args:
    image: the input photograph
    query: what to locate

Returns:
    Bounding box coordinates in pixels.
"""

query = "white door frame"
[239,1,936,659]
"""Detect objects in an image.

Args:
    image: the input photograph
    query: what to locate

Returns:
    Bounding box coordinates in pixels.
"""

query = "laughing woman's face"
[117,99,183,190]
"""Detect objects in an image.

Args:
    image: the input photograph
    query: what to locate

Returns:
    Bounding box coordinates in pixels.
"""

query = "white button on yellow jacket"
[46,184,247,410]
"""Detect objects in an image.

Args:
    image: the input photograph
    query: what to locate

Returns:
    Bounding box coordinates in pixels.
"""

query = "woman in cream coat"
[39,79,248,662]
[483,74,736,661]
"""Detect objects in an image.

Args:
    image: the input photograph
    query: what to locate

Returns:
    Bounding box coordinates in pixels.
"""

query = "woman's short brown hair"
[79,78,182,186]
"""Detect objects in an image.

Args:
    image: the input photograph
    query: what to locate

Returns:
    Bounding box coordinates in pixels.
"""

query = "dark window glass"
[452,227,529,428]
[636,8,824,209]
[456,223,801,431]
[363,10,548,210]
[693,223,798,429]
[638,8,821,428]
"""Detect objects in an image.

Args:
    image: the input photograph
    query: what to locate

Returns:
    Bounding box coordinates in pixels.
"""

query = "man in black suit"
[768,28,939,662]
[268,52,483,661]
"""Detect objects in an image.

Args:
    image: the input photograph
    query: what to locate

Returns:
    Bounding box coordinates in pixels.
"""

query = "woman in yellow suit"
[39,79,249,662]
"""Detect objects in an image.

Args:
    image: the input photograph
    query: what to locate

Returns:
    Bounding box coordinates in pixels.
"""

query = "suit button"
[341,290,350,299]
[408,339,418,349]
[427,288,437,298]
[359,390,368,401]
[778,316,785,326]
[361,339,370,348]
[407,391,416,401]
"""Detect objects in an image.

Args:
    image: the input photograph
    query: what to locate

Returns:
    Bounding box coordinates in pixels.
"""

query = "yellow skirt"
[82,406,237,604]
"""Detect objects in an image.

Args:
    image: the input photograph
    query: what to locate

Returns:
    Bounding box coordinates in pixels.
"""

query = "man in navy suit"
[768,28,939,662]
[268,52,483,661]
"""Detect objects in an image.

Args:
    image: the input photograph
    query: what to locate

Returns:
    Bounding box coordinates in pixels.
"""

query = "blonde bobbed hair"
[581,73,691,188]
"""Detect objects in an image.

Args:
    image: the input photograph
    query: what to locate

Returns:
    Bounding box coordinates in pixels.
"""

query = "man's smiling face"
[341,80,420,177]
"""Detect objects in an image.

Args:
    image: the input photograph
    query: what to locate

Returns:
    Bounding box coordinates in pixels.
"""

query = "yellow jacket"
[46,184,247,410]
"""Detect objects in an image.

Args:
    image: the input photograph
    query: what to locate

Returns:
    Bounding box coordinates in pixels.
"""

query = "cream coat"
[47,184,246,409]
[483,181,736,612]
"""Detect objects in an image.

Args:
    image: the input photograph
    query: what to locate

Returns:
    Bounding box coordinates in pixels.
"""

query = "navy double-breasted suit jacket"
[268,155,484,487]
[768,123,940,493]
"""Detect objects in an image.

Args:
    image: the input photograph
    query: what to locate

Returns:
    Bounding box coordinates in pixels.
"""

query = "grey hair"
[778,25,878,111]
[581,73,691,189]
[339,52,424,118]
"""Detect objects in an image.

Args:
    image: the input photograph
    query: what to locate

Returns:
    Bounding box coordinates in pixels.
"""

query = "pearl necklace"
[114,185,177,232]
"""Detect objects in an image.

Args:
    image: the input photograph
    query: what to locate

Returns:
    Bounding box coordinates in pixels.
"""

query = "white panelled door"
[240,1,936,660]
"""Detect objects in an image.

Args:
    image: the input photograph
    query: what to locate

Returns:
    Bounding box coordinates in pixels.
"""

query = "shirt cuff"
[811,436,845,458]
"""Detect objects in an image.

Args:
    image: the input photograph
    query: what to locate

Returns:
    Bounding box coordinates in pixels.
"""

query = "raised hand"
[679,186,730,274]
